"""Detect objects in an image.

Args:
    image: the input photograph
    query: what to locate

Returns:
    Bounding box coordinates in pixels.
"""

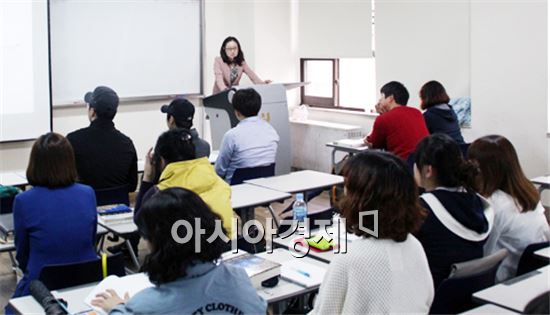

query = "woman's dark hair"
[220,36,245,66]
[154,128,196,164]
[468,135,539,211]
[380,81,409,105]
[232,88,261,117]
[27,132,78,188]
[136,187,227,285]
[415,133,478,191]
[339,151,426,242]
[419,80,451,110]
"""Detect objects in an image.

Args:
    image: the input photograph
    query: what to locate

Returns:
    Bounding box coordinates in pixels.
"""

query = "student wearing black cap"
[67,86,138,193]
[160,98,210,158]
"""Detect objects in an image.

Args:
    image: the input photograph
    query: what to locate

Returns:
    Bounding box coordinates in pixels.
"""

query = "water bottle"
[293,193,308,222]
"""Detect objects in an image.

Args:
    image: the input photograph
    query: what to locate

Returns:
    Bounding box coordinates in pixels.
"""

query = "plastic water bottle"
[293,193,308,222]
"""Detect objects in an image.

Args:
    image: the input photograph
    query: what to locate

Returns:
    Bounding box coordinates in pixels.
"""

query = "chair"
[524,291,550,314]
[230,164,276,226]
[94,185,130,207]
[516,241,550,276]
[38,253,126,291]
[230,163,275,186]
[429,249,508,314]
[0,185,20,214]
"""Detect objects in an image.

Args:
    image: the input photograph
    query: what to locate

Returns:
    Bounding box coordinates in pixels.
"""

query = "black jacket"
[423,104,465,144]
[67,118,138,192]
[416,189,490,289]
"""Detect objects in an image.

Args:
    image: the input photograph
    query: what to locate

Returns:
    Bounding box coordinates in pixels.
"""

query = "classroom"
[0,0,549,314]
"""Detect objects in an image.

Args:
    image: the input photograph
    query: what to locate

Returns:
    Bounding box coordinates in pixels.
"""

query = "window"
[300,58,377,112]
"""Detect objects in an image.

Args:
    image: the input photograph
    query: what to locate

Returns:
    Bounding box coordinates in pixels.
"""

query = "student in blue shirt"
[91,187,266,314]
[12,133,97,297]
[215,88,279,183]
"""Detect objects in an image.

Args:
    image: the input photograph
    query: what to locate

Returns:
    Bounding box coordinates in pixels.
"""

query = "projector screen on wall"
[0,0,51,142]
[49,0,202,105]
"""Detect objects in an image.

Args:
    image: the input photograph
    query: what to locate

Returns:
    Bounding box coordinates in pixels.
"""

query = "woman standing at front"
[213,36,270,94]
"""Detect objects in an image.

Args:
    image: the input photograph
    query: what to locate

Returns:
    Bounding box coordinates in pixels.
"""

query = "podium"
[203,82,307,176]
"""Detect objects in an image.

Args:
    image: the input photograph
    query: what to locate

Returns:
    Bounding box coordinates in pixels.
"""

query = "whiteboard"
[49,0,202,106]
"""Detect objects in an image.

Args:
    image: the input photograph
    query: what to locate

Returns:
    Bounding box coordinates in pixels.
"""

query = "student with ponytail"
[468,135,549,282]
[414,133,494,289]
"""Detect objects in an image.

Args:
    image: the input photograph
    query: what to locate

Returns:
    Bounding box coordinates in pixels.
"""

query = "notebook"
[224,252,281,287]
[280,260,326,288]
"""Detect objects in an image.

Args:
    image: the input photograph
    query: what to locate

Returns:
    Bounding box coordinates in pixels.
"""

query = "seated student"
[67,86,138,191]
[311,151,434,314]
[414,133,494,289]
[92,188,267,314]
[468,135,550,281]
[12,133,97,297]
[160,98,210,158]
[419,80,465,144]
[136,128,232,236]
[364,81,429,160]
[215,88,279,183]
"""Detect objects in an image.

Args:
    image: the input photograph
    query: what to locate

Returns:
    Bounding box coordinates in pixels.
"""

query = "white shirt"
[484,190,550,282]
[311,235,434,314]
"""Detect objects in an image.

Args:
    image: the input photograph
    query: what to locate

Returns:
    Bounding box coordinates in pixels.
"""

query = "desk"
[534,247,550,259]
[231,183,291,227]
[245,170,343,195]
[0,171,27,187]
[10,249,328,315]
[531,176,550,194]
[9,283,96,315]
[473,265,550,312]
[459,304,519,314]
[98,219,139,270]
[325,141,368,171]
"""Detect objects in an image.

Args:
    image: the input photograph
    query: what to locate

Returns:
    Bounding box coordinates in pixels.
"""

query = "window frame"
[300,58,366,112]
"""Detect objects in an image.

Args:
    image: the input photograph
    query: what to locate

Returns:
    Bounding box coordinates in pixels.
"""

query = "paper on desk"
[334,138,365,148]
[83,273,153,314]
[281,260,326,288]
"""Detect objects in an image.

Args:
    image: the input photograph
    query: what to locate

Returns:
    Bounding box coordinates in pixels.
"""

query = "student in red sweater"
[364,81,429,160]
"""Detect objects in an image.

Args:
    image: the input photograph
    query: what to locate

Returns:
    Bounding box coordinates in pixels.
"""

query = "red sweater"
[367,106,429,160]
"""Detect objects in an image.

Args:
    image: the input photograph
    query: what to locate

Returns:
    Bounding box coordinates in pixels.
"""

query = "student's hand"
[264,80,272,84]
[143,147,155,182]
[374,102,387,114]
[91,289,129,313]
[363,137,372,147]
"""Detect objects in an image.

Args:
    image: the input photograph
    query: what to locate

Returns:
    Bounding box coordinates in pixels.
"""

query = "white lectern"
[203,82,307,176]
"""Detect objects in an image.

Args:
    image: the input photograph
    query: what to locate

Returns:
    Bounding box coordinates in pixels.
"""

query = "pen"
[292,268,310,278]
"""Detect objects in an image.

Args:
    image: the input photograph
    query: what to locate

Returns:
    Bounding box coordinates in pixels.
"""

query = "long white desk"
[534,247,550,259]
[245,170,343,194]
[531,175,550,194]
[473,265,550,312]
[459,304,519,314]
[0,171,27,187]
[9,249,328,315]
[231,183,291,210]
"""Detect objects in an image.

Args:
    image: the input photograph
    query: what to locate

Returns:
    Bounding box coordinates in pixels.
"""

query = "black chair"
[0,195,16,215]
[94,185,130,207]
[429,249,508,314]
[230,164,276,186]
[516,241,550,277]
[524,291,550,314]
[38,253,126,291]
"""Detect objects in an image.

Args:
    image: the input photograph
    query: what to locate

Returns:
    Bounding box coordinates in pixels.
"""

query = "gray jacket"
[110,261,266,315]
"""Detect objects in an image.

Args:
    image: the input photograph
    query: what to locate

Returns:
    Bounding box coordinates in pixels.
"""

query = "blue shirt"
[111,261,267,315]
[12,183,98,297]
[215,116,279,183]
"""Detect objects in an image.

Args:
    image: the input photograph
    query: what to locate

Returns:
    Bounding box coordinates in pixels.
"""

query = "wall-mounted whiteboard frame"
[49,0,205,107]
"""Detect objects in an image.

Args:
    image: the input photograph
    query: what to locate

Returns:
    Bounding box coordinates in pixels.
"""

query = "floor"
[0,191,333,309]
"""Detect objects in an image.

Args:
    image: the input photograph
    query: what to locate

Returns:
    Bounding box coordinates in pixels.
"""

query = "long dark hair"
[415,133,478,191]
[468,135,539,212]
[136,188,227,285]
[340,151,426,242]
[220,36,245,66]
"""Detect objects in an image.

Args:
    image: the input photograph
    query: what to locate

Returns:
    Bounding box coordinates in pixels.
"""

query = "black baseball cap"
[161,98,195,125]
[84,86,119,116]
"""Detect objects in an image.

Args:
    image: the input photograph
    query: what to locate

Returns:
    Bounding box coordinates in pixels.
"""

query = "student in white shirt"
[468,135,550,282]
[311,151,434,314]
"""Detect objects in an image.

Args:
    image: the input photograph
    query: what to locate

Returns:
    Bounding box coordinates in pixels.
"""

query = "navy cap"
[161,98,195,125]
[84,86,119,116]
